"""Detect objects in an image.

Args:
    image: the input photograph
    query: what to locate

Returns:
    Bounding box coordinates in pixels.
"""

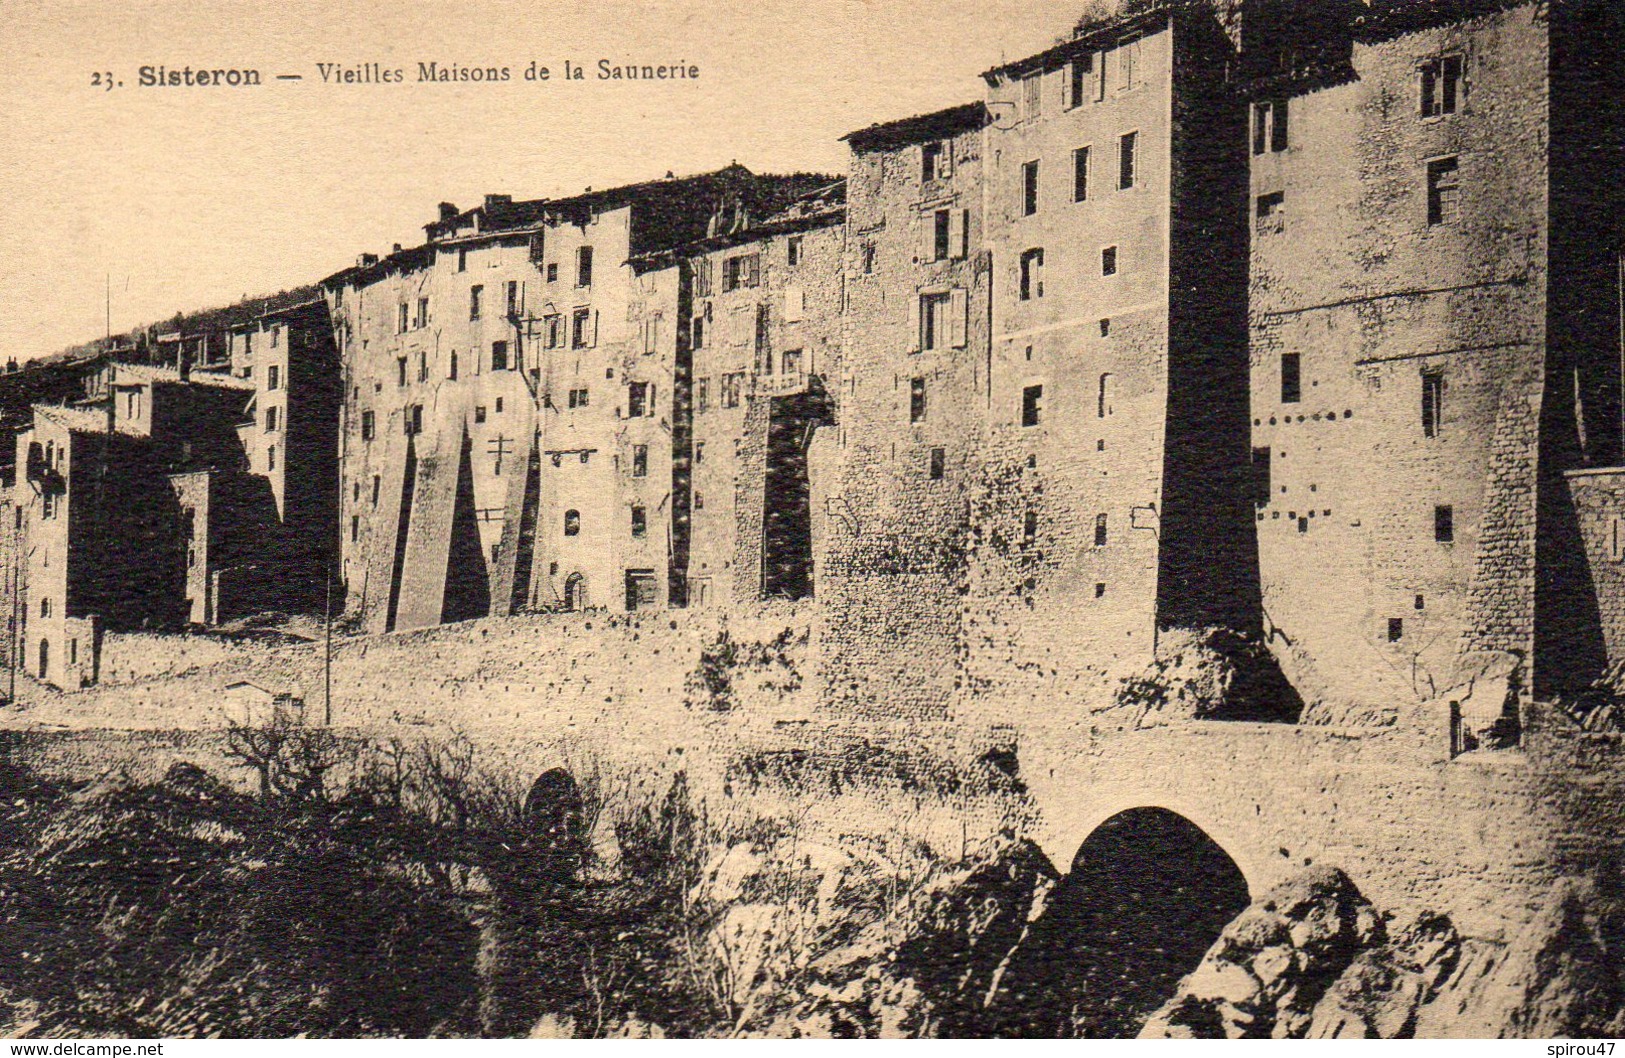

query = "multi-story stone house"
[323,167,833,630]
[819,103,993,718]
[629,180,846,612]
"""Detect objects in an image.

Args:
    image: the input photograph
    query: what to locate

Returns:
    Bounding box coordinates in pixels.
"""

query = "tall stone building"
[322,167,833,631]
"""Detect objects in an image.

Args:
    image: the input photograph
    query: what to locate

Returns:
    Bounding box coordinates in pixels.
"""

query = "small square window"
[475,406,487,424]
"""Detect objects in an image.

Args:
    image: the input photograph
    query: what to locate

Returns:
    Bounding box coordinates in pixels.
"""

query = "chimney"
[393,243,403,253]
[484,193,512,211]
[438,202,460,222]
[358,252,379,268]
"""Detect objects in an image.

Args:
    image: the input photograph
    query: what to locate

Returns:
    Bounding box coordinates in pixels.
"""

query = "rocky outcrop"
[1139,867,1382,1038]
[1143,868,1625,1039]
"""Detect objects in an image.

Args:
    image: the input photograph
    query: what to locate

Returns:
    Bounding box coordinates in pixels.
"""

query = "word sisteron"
[136,60,701,88]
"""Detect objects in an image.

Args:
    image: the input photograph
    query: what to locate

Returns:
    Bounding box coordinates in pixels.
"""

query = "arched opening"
[521,768,586,885]
[993,808,1249,1037]
[561,573,586,611]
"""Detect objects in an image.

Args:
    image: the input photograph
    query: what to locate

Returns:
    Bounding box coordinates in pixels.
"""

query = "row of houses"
[5,0,1625,727]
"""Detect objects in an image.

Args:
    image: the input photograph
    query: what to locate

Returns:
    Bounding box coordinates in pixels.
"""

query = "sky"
[0,0,1095,363]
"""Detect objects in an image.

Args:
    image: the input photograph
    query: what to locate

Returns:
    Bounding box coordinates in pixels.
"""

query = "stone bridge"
[4,605,1624,948]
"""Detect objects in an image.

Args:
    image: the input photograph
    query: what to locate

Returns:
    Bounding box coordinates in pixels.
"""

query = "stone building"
[0,290,342,689]
[322,167,833,631]
[629,180,847,611]
[817,103,993,718]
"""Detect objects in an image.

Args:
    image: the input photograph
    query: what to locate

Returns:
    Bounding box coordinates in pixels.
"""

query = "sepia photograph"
[0,0,1623,1041]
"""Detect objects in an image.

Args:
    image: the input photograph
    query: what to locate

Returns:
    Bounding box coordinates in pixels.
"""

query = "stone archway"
[993,807,1250,1037]
[562,573,586,612]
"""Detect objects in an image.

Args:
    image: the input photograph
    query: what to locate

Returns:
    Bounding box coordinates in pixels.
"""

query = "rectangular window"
[787,235,803,266]
[1256,191,1285,234]
[1101,245,1118,276]
[1422,371,1444,438]
[1095,513,1109,547]
[909,377,927,423]
[755,303,771,371]
[1020,248,1045,299]
[929,447,946,480]
[1252,447,1272,507]
[351,515,360,543]
[1022,384,1043,427]
[628,381,649,418]
[572,308,592,348]
[934,209,951,262]
[264,406,278,433]
[457,247,468,272]
[546,262,558,283]
[491,341,509,372]
[921,292,951,350]
[1253,100,1289,154]
[696,377,710,413]
[1068,56,1091,108]
[475,405,487,424]
[372,474,381,506]
[632,444,648,477]
[361,410,375,440]
[1073,145,1090,202]
[922,141,945,182]
[1427,157,1460,226]
[469,285,483,320]
[631,506,647,538]
[418,350,428,383]
[577,245,594,287]
[417,296,430,328]
[1118,131,1138,190]
[1281,352,1302,403]
[1022,160,1039,216]
[267,365,280,391]
[398,303,409,334]
[722,253,760,292]
[695,441,706,465]
[545,314,562,349]
[506,280,519,317]
[692,315,705,349]
[1022,71,1042,121]
[1388,617,1405,642]
[1421,54,1463,118]
[1435,504,1454,543]
[782,347,802,376]
[267,444,276,471]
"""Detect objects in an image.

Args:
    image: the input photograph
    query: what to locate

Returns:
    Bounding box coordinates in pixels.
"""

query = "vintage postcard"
[0,0,1622,1041]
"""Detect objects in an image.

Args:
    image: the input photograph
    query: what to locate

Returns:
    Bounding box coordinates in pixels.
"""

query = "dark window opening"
[1021,248,1045,299]
[577,246,594,287]
[1427,157,1460,226]
[1022,384,1043,427]
[1094,513,1108,547]
[929,447,946,480]
[632,444,648,478]
[1421,54,1463,118]
[1281,352,1301,404]
[491,340,509,372]
[1388,617,1404,642]
[1422,371,1444,438]
[910,377,927,423]
[1022,160,1040,216]
[1435,504,1454,543]
[1252,447,1272,507]
[1073,145,1090,202]
[1102,245,1118,276]
[563,509,580,536]
[631,506,647,538]
[1118,131,1138,189]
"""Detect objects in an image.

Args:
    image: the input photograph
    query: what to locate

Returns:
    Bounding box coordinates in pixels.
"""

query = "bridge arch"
[994,806,1251,1037]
